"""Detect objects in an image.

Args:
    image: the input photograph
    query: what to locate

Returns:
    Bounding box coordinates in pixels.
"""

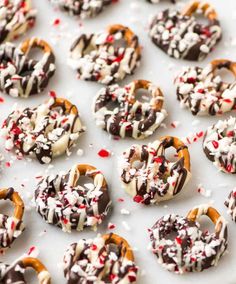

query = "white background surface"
[0,0,236,283]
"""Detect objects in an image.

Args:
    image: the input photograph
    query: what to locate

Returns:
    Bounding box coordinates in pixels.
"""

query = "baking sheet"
[0,0,235,283]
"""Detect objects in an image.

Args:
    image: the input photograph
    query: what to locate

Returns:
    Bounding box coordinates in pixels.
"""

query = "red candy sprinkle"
[128,275,136,282]
[98,149,110,158]
[49,90,56,98]
[110,274,116,281]
[201,27,212,37]
[175,237,182,245]
[226,164,233,173]
[112,53,124,63]
[197,131,204,138]
[106,35,114,43]
[197,89,205,93]
[223,99,232,103]
[187,77,196,84]
[5,162,10,168]
[212,140,219,149]
[62,217,68,224]
[90,244,97,251]
[153,157,163,164]
[27,246,36,256]
[0,97,4,103]
[227,131,234,137]
[108,223,116,230]
[133,195,144,203]
[117,198,124,202]
[53,18,61,26]
[11,221,15,230]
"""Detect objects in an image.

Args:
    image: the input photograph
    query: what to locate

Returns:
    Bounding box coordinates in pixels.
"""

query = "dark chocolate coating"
[94,83,166,139]
[149,8,222,61]
[50,0,113,18]
[149,213,228,273]
[35,167,111,232]
[0,1,36,44]
[0,42,55,98]
[63,234,138,283]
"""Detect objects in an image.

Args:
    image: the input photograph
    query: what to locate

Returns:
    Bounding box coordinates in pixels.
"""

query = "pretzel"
[68,24,141,84]
[49,0,114,18]
[149,1,222,61]
[203,116,236,174]
[187,205,225,234]
[0,0,36,44]
[102,233,134,261]
[0,257,51,283]
[225,188,236,222]
[149,204,228,273]
[0,37,56,98]
[1,97,85,164]
[120,136,191,205]
[182,1,218,20]
[93,79,167,139]
[0,188,24,252]
[63,234,138,283]
[20,38,53,54]
[107,24,141,58]
[35,164,111,232]
[175,59,236,116]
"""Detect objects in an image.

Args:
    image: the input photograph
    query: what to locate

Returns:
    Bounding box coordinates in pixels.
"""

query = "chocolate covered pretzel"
[49,0,113,18]
[63,233,138,283]
[120,136,191,205]
[0,188,24,252]
[203,116,236,174]
[93,79,167,139]
[35,164,111,233]
[149,204,228,273]
[149,1,222,61]
[225,188,236,222]
[1,97,85,164]
[0,38,56,98]
[0,0,36,44]
[68,24,141,84]
[175,59,236,116]
[0,257,51,283]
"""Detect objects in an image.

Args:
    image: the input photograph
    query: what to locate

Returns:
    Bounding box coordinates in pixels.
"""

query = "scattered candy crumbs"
[182,130,204,145]
[49,90,57,98]
[98,149,111,158]
[52,18,61,26]
[197,184,212,198]
[170,121,181,128]
[120,208,130,215]
[5,161,11,168]
[117,198,125,202]
[108,223,116,230]
[76,149,84,156]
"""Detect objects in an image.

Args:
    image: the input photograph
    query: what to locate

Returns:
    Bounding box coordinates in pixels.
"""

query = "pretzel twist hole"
[102,233,134,261]
[160,136,191,171]
[20,38,53,55]
[182,1,218,21]
[128,80,164,111]
[51,98,78,116]
[211,59,236,77]
[187,206,223,235]
[107,24,141,56]
[21,257,51,284]
[0,188,24,221]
